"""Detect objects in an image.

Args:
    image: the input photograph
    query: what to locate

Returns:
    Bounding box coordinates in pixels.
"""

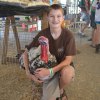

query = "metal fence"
[0,18,38,65]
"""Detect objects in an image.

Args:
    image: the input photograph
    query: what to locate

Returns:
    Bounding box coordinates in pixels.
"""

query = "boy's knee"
[60,65,75,76]
[60,65,75,84]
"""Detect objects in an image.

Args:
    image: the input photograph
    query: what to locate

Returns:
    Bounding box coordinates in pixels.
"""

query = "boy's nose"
[53,17,58,21]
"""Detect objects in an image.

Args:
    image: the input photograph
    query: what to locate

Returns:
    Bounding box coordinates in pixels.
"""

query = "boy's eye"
[57,15,61,18]
[50,15,61,18]
[50,16,54,17]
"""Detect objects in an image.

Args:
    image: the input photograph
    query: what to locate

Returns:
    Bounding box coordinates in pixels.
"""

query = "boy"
[23,4,76,100]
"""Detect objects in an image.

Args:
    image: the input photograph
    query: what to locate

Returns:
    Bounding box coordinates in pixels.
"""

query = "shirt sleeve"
[65,35,76,56]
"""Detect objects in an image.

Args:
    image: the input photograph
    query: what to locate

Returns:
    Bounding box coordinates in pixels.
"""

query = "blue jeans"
[81,12,90,23]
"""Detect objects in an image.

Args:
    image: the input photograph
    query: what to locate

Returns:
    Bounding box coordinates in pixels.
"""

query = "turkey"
[18,36,57,81]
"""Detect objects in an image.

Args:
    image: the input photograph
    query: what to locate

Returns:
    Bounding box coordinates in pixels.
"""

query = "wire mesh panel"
[0,16,38,65]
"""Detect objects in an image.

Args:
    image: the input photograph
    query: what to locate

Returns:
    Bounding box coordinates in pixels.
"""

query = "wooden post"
[10,16,21,54]
[41,12,48,29]
[1,17,10,64]
[1,16,21,64]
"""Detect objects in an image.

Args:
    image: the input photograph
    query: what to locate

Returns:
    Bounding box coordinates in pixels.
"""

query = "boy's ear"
[61,20,65,28]
[62,16,64,22]
[61,16,65,28]
[62,20,71,28]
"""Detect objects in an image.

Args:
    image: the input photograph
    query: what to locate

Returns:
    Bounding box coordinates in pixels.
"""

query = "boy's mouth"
[52,22,59,24]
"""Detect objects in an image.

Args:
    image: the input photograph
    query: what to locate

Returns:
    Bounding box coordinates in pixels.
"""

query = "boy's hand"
[26,71,43,83]
[35,68,50,79]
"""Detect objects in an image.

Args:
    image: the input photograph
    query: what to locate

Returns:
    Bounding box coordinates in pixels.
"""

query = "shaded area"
[0,1,49,17]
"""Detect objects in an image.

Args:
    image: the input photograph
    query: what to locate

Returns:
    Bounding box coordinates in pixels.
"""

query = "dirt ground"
[0,28,100,100]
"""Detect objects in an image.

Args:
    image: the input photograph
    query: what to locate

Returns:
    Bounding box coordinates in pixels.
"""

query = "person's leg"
[91,28,96,47]
[93,25,99,45]
[42,73,60,100]
[59,65,75,100]
[81,22,89,34]
[91,20,97,46]
[80,13,90,36]
[95,24,100,53]
[89,12,96,42]
[60,66,75,88]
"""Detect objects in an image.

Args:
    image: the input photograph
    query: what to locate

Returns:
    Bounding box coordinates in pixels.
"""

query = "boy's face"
[47,9,64,28]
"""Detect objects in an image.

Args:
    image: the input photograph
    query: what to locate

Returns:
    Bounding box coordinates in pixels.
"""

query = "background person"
[78,0,90,37]
[92,0,100,53]
[89,0,97,48]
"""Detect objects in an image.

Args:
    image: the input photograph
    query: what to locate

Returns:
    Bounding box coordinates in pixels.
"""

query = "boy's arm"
[53,56,73,73]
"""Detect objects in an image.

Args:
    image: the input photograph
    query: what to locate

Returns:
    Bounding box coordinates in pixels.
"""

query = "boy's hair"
[47,4,64,15]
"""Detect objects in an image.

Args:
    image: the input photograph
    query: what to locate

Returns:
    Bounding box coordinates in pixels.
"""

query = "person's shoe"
[80,34,87,38]
[78,30,87,38]
[95,44,100,53]
[88,38,92,41]
[60,90,68,100]
[56,90,68,100]
[77,30,82,35]
[90,44,96,48]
